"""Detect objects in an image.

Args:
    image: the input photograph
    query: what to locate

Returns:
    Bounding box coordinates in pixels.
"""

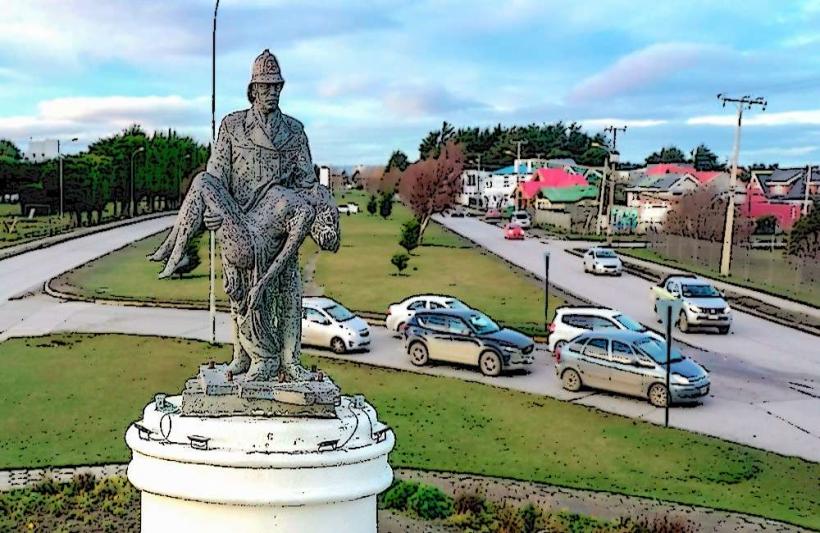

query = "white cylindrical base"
[126,395,394,533]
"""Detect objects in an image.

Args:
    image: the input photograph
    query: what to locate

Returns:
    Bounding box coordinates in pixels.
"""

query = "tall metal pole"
[544,251,550,331]
[130,147,144,218]
[603,126,626,246]
[57,139,63,218]
[209,0,220,345]
[717,94,766,276]
[596,154,608,236]
[665,304,672,427]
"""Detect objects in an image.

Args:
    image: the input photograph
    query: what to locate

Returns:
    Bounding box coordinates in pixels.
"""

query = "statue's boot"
[148,227,178,262]
[158,254,190,279]
[226,349,251,376]
[245,357,278,382]
[283,362,312,382]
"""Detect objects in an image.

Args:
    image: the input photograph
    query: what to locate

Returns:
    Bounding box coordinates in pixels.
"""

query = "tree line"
[0,126,208,226]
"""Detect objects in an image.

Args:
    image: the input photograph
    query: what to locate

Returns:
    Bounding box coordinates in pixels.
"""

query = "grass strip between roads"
[0,333,817,530]
[53,190,564,335]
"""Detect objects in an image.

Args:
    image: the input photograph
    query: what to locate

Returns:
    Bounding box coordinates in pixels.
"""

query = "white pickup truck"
[650,274,732,334]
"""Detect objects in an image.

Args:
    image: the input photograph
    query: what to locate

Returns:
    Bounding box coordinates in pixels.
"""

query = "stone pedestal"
[125,395,394,533]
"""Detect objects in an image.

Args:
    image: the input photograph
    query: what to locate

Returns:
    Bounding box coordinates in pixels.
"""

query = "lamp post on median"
[130,146,145,218]
[57,137,79,219]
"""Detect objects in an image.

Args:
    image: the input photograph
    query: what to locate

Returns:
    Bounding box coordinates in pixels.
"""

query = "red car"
[484,208,502,221]
[504,223,525,240]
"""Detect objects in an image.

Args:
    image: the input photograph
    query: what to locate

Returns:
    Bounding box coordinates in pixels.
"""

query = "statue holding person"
[150,49,340,383]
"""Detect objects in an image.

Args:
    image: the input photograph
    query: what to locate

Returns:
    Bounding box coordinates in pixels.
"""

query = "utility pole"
[604,126,626,245]
[57,137,78,219]
[717,94,767,276]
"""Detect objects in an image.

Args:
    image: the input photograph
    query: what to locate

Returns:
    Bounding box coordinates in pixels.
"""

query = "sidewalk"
[0,211,176,261]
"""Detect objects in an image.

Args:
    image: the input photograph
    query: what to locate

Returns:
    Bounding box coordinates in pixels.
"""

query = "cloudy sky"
[1,0,819,167]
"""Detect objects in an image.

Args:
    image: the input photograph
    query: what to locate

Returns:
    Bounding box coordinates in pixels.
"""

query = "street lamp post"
[208,0,221,345]
[57,137,79,218]
[130,147,145,217]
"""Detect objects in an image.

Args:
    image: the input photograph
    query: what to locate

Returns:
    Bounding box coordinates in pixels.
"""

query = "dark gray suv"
[404,309,535,376]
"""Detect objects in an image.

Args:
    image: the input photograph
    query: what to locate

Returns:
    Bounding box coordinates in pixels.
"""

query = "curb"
[565,247,820,337]
[0,211,176,262]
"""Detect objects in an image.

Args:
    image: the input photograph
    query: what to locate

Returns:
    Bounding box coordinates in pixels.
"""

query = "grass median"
[0,333,817,529]
[53,190,563,335]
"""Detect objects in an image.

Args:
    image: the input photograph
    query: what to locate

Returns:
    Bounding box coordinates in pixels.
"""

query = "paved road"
[435,216,820,453]
[1,293,819,462]
[0,215,175,304]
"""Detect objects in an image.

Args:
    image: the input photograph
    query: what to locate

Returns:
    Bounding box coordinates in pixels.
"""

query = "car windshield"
[324,304,354,322]
[595,249,617,258]
[681,283,721,298]
[614,314,647,332]
[446,300,469,310]
[467,313,501,334]
[635,339,684,364]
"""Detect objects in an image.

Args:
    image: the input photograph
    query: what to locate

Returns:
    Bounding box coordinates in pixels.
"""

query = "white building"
[458,169,490,206]
[481,161,534,208]
[319,166,330,188]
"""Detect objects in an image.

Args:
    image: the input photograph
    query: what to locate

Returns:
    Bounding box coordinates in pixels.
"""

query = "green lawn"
[0,333,818,529]
[55,191,563,334]
[619,247,820,308]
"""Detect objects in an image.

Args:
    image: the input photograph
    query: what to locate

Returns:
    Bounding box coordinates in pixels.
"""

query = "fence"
[646,232,819,304]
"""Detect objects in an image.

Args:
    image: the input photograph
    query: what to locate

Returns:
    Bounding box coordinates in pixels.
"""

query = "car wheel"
[479,351,502,377]
[409,342,429,366]
[718,326,730,335]
[678,312,689,333]
[648,383,669,407]
[330,337,347,354]
[561,368,582,392]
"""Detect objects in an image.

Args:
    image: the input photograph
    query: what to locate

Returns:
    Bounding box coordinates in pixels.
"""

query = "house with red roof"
[513,167,589,209]
[741,168,818,230]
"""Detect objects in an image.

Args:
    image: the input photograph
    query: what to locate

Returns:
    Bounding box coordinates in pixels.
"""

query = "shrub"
[496,501,525,533]
[379,479,420,511]
[390,252,409,275]
[406,485,454,520]
[367,195,378,215]
[379,191,394,219]
[399,218,421,253]
[454,491,486,515]
[519,502,543,533]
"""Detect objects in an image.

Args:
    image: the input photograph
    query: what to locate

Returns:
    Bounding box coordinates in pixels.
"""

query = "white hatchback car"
[385,295,470,334]
[547,306,662,351]
[302,297,370,353]
[582,247,623,275]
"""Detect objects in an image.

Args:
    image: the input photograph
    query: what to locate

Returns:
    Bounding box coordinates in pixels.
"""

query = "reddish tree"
[379,167,402,194]
[664,185,753,243]
[398,140,464,243]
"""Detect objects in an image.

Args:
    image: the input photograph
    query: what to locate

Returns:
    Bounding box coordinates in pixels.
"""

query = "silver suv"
[651,274,731,334]
[554,330,710,407]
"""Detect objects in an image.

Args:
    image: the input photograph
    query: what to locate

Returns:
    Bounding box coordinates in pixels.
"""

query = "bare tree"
[664,185,752,242]
[398,140,464,243]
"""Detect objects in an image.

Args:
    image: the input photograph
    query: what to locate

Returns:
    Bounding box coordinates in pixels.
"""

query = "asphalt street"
[0,216,818,461]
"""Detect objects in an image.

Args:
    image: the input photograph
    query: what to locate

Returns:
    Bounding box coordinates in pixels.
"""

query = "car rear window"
[562,314,617,330]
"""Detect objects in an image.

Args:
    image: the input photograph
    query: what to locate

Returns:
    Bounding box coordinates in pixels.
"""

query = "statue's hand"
[204,210,223,231]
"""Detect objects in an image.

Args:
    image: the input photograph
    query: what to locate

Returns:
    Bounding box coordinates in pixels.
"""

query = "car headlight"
[501,345,519,352]
[724,304,731,313]
[688,304,701,313]
[671,373,690,385]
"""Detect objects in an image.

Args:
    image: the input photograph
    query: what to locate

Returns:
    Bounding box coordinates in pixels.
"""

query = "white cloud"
[0,95,209,144]
[567,42,725,103]
[579,118,668,129]
[687,109,820,126]
[743,146,818,157]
